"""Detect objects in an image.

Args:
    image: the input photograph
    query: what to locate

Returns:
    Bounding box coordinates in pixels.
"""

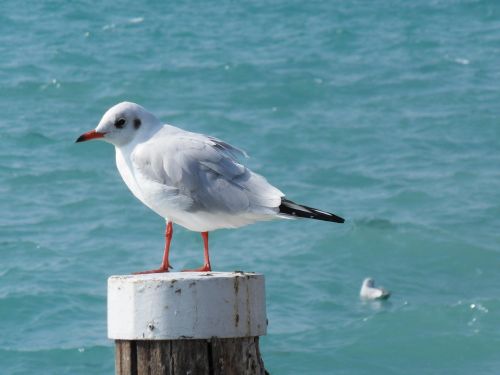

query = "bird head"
[76,102,160,147]
[362,278,375,288]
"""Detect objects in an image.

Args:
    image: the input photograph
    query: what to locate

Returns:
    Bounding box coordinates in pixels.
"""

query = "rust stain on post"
[234,276,240,328]
[246,280,251,337]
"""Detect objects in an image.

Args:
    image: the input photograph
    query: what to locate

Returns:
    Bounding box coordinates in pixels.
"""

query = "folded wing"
[131,129,284,217]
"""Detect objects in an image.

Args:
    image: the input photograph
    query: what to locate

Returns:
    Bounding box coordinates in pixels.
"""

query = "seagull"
[76,102,344,273]
[360,278,391,300]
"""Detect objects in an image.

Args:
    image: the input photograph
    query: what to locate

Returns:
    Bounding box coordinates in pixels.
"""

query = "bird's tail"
[278,198,345,223]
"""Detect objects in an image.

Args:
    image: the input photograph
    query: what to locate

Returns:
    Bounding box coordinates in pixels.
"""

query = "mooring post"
[108,272,268,375]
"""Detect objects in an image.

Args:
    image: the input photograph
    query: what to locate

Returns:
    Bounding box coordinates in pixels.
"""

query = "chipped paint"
[108,272,266,340]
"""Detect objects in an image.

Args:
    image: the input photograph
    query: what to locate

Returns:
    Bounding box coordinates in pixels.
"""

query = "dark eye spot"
[134,118,141,129]
[115,118,126,129]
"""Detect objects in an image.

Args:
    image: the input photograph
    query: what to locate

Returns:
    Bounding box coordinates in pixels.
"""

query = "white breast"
[115,144,192,224]
[115,147,152,210]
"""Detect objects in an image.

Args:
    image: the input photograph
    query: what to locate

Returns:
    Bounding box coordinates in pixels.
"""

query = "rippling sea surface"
[1,1,500,374]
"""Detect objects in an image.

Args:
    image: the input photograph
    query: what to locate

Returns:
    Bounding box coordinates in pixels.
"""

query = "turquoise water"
[1,0,500,373]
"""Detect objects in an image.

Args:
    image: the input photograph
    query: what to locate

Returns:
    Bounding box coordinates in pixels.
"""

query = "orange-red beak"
[75,130,106,143]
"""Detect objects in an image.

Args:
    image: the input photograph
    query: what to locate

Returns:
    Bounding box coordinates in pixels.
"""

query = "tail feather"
[279,198,345,223]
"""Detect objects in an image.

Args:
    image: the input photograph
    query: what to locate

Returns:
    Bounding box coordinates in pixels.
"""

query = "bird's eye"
[115,118,126,129]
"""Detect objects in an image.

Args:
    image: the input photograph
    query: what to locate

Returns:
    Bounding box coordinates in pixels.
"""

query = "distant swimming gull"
[360,278,391,300]
[76,102,345,273]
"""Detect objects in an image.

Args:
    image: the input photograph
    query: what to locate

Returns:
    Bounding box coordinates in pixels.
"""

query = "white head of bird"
[362,278,375,288]
[76,102,161,147]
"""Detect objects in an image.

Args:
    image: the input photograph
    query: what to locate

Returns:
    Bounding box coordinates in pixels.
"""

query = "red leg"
[134,221,173,274]
[182,231,212,272]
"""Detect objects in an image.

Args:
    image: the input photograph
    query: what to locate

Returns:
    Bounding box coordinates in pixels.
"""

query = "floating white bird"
[76,102,344,273]
[360,278,391,300]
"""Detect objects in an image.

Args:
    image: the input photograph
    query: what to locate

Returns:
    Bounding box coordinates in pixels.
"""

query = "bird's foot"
[133,264,172,275]
[182,264,211,272]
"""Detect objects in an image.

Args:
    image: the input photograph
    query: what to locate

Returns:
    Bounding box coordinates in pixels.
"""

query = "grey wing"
[206,135,248,159]
[133,132,283,215]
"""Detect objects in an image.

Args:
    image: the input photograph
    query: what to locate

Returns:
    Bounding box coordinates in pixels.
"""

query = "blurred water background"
[1,0,500,374]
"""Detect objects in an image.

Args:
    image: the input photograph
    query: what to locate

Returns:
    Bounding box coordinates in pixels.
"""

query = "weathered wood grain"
[115,340,137,375]
[116,338,267,375]
[211,337,266,375]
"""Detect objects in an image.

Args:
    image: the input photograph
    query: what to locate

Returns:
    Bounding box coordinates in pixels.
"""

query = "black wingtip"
[279,198,345,223]
[333,215,345,224]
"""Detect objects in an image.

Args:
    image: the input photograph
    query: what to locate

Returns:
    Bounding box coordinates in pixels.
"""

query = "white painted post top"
[108,272,267,340]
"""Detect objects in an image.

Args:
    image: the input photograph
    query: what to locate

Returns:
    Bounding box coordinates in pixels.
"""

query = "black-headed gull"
[360,278,391,300]
[76,102,344,273]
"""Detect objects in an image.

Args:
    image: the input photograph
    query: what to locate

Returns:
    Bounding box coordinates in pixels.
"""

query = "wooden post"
[108,272,268,375]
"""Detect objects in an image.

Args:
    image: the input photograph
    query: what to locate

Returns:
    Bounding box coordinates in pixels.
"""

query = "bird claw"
[133,265,172,274]
[182,264,211,272]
